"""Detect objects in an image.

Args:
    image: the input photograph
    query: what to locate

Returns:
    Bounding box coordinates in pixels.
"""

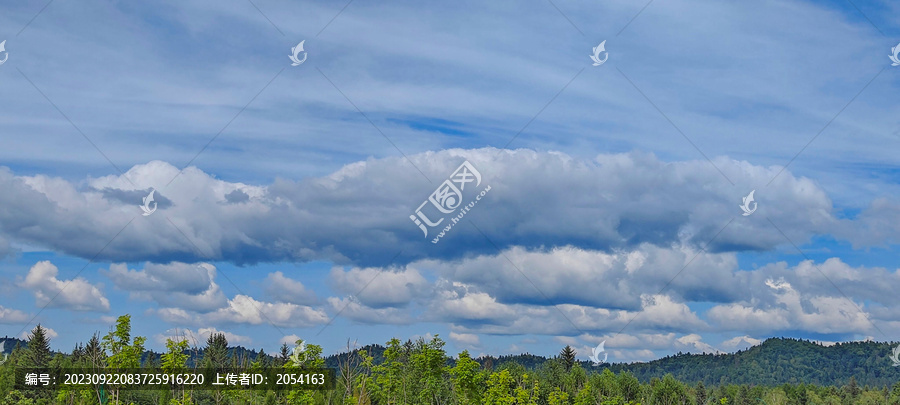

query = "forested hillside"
[3,316,900,404]
[325,337,900,387]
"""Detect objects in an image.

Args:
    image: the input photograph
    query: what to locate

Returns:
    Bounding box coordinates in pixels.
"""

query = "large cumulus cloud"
[0,149,852,267]
[311,245,900,339]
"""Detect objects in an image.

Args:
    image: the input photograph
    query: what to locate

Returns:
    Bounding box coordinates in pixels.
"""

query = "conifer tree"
[24,324,51,368]
[202,332,229,369]
[278,342,290,367]
[559,345,576,372]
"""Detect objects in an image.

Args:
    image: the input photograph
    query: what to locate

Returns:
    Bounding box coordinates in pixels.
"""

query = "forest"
[2,315,900,404]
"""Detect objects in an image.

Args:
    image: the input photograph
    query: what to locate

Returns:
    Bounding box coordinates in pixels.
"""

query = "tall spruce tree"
[278,342,290,367]
[202,332,229,369]
[24,324,51,368]
[559,345,576,372]
[84,333,105,370]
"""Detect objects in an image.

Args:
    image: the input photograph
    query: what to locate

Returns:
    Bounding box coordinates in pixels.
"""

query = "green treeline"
[327,338,900,388]
[2,315,900,404]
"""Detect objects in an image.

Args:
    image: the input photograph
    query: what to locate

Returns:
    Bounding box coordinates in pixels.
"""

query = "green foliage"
[24,325,52,369]
[483,369,516,405]
[450,350,483,404]
[547,387,569,405]
[409,335,450,404]
[560,345,576,372]
[650,374,690,405]
[101,315,146,370]
[4,320,900,405]
[283,339,325,405]
[371,337,406,404]
[161,338,190,372]
[202,332,229,369]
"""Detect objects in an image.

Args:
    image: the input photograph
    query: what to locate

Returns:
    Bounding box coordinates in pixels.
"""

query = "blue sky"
[1,0,900,363]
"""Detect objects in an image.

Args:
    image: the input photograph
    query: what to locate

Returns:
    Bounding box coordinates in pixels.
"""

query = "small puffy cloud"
[280,334,302,346]
[105,262,214,294]
[325,296,412,325]
[154,327,252,347]
[21,261,109,311]
[206,295,328,328]
[429,282,517,324]
[449,332,480,348]
[0,305,30,324]
[330,266,429,308]
[151,307,196,324]
[150,291,329,329]
[264,271,317,306]
[720,336,762,351]
[675,334,721,354]
[104,262,226,312]
[19,326,58,340]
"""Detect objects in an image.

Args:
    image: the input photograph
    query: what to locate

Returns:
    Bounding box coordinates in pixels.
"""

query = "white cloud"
[423,243,744,310]
[206,295,328,328]
[151,307,196,324]
[707,276,875,335]
[449,332,480,348]
[104,262,226,312]
[154,327,252,347]
[675,334,721,354]
[330,266,429,308]
[0,305,30,324]
[104,262,212,293]
[98,315,118,324]
[720,336,762,351]
[280,334,302,346]
[429,282,517,324]
[21,261,109,312]
[325,296,412,325]
[0,149,847,268]
[263,271,317,306]
[148,288,330,330]
[19,326,58,341]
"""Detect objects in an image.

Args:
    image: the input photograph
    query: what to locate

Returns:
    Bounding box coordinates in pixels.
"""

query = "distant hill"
[605,338,900,387]
[0,337,27,355]
[324,338,900,387]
